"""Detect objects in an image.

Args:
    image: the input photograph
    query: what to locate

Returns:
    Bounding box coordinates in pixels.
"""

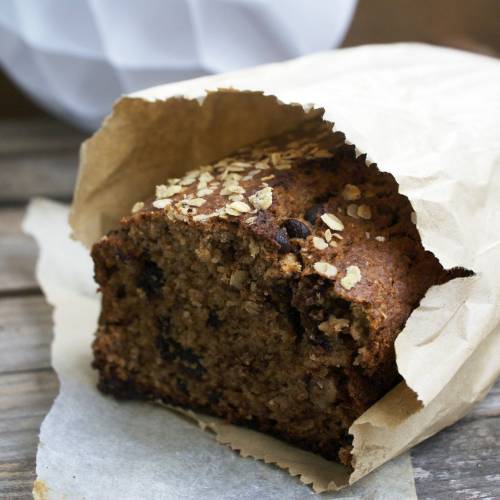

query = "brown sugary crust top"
[125,121,449,374]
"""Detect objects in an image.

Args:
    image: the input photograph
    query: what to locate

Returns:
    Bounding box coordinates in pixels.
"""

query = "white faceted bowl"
[0,0,356,130]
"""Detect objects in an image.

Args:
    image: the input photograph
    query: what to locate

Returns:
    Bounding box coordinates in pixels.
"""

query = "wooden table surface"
[0,116,498,500]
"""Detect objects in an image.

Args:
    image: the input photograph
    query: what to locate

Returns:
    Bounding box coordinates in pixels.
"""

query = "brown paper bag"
[69,45,500,492]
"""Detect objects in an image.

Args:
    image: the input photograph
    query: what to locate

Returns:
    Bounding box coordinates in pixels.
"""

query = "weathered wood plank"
[0,371,59,454]
[0,208,39,292]
[0,118,85,155]
[0,292,57,498]
[0,117,85,203]
[0,151,79,203]
[0,459,37,500]
[412,375,500,497]
[412,413,500,499]
[0,370,59,499]
[0,296,53,374]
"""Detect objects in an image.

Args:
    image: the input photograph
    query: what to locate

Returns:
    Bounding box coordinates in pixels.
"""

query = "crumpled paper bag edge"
[66,80,500,491]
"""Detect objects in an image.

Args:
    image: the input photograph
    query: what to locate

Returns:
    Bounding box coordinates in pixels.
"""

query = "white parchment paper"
[25,199,417,500]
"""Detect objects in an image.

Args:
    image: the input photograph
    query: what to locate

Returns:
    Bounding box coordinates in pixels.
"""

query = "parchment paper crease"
[26,43,500,498]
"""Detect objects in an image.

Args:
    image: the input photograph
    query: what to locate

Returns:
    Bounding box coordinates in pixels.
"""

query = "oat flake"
[249,187,273,210]
[313,236,329,250]
[152,199,172,209]
[340,265,362,290]
[313,261,338,279]
[131,201,144,213]
[321,213,344,231]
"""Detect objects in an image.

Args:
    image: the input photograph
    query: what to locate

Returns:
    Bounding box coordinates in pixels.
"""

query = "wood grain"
[0,209,39,293]
[412,415,500,499]
[0,292,58,499]
[0,118,84,155]
[0,152,79,204]
[0,370,58,500]
[0,118,84,203]
[0,296,53,373]
[412,371,500,498]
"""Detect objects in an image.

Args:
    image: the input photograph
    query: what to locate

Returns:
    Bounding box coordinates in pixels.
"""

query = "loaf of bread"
[91,121,456,465]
